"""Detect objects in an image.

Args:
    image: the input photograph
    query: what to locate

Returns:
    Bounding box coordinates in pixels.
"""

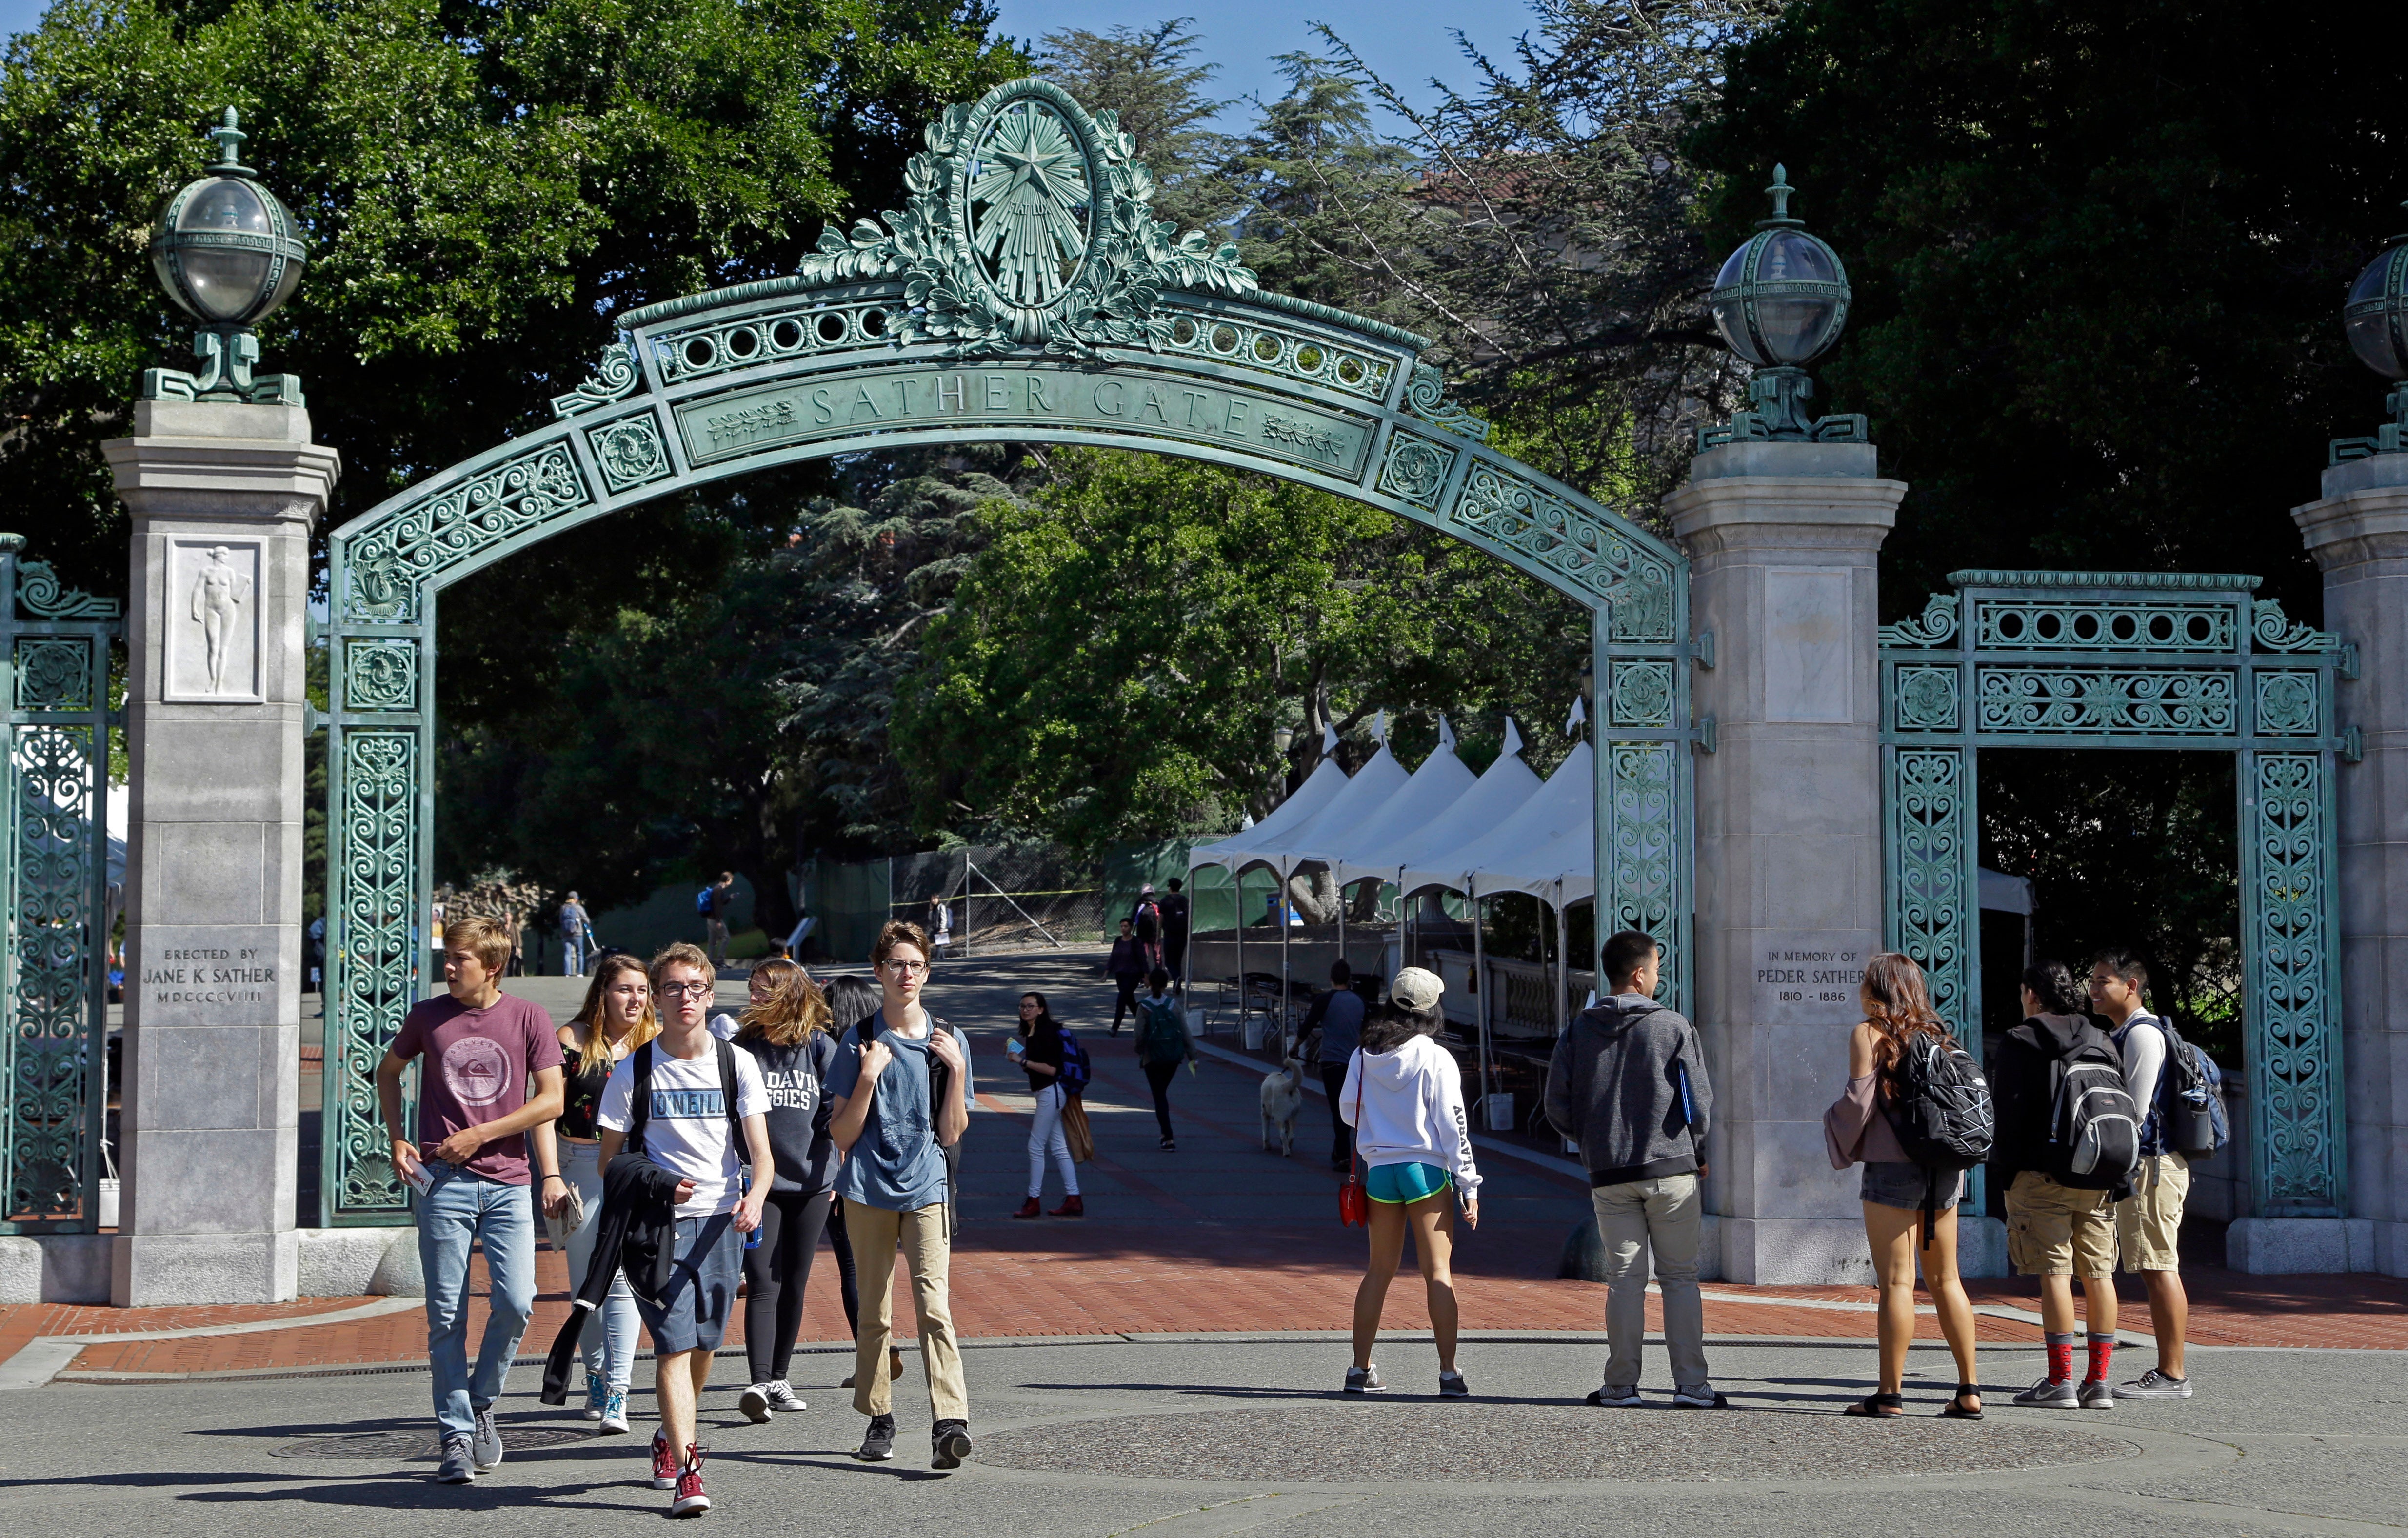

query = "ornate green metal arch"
[319,78,1694,1223]
[1879,570,2353,1219]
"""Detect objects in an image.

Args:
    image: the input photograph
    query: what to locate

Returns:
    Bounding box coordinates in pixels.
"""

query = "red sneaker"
[651,1428,680,1490]
[671,1444,711,1517]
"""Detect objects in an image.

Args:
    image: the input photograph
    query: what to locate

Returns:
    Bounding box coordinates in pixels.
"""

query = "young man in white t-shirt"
[2089,948,2193,1400]
[596,942,773,1516]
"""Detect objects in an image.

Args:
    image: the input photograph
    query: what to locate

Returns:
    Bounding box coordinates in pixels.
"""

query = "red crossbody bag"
[1338,1058,1370,1226]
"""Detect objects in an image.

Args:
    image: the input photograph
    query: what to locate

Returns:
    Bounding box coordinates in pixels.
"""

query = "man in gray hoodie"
[1543,929,1723,1408]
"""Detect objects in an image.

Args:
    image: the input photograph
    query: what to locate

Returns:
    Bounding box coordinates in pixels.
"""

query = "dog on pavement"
[1259,1049,1306,1156]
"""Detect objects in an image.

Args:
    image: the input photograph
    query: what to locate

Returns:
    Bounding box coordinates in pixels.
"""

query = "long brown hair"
[568,954,659,1076]
[1859,952,1951,1072]
[739,956,830,1047]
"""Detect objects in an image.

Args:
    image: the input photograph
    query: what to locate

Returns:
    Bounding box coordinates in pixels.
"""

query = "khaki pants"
[1591,1173,1711,1393]
[843,1197,967,1421]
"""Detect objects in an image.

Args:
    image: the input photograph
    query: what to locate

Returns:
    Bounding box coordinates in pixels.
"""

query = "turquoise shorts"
[1366,1161,1452,1205]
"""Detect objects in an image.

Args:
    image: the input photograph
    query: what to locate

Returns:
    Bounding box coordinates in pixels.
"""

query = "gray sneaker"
[1343,1364,1386,1394]
[2114,1368,2193,1400]
[2012,1377,2079,1409]
[435,1434,476,1484]
[739,1383,773,1423]
[1671,1385,1730,1408]
[2077,1378,2117,1409]
[470,1404,504,1470]
[1586,1386,1644,1407]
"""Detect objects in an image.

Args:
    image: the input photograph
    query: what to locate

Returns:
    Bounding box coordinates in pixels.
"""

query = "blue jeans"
[561,936,588,976]
[560,1140,637,1389]
[418,1164,537,1438]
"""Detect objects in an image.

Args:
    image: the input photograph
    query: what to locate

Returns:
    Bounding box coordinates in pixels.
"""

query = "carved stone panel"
[163,538,263,702]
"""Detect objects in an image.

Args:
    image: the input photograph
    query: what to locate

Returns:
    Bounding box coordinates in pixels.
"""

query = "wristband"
[542,1172,565,1183]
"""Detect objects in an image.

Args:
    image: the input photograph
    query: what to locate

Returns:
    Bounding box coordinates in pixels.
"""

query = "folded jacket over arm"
[539,1151,685,1404]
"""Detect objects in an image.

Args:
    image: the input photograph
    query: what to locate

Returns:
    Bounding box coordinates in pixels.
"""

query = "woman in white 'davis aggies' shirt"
[1339,967,1481,1399]
[595,943,772,1518]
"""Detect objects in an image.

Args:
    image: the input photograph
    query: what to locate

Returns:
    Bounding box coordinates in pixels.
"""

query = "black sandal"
[1845,1392,1904,1418]
[1939,1384,1984,1420]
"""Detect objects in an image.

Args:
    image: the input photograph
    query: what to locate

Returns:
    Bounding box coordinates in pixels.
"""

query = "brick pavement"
[26,954,2407,1378]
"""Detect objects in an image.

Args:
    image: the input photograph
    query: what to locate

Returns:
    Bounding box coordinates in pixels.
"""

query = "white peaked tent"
[1251,735,1410,874]
[1188,723,1350,876]
[1326,718,1478,890]
[1381,719,1543,889]
[1399,740,1592,902]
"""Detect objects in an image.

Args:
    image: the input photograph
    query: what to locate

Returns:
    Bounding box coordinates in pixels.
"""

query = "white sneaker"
[1586,1386,1643,1407]
[2114,1368,2193,1400]
[739,1383,773,1423]
[598,1388,629,1436]
[763,1379,808,1412]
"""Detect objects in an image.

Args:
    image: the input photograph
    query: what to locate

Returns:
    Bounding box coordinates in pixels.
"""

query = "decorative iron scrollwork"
[1402,363,1491,441]
[550,342,643,419]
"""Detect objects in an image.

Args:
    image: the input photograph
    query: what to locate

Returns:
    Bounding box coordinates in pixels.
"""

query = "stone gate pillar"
[2292,452,2408,1278]
[103,400,339,1305]
[1667,440,1970,1283]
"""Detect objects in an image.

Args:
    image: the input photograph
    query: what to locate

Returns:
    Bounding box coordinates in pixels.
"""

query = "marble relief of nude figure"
[189,545,253,693]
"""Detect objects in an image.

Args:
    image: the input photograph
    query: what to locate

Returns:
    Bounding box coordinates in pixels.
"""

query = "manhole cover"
[978,1405,2137,1483]
[273,1426,592,1460]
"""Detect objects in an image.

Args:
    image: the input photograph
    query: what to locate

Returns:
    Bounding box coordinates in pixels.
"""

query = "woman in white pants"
[1009,992,1082,1218]
[531,955,657,1433]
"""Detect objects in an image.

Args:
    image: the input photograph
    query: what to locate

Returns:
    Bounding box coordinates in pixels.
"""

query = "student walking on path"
[732,957,843,1424]
[1300,960,1367,1169]
[531,955,656,1435]
[594,943,774,1516]
[821,974,904,1389]
[1106,919,1147,1035]
[1133,967,1192,1151]
[1338,967,1480,1398]
[1823,953,1984,1419]
[704,871,737,967]
[2091,949,2196,1400]
[1543,929,1725,1409]
[1995,960,2136,1410]
[559,891,596,977]
[375,916,565,1484]
[1011,991,1083,1217]
[1158,878,1191,981]
[826,921,976,1469]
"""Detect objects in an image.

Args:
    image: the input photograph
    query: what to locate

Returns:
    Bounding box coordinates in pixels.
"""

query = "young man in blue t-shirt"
[827,919,975,1468]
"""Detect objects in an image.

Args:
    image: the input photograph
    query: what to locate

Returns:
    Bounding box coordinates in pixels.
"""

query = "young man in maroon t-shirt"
[376,915,564,1484]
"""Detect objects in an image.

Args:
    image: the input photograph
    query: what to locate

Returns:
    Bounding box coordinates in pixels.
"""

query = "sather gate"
[315,80,1702,1224]
[1880,569,2354,1218]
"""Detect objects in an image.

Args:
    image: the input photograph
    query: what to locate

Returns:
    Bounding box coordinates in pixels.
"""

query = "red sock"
[2045,1332,2077,1383]
[2087,1334,2115,1384]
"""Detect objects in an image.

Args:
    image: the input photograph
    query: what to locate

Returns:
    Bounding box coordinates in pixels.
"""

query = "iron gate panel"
[316,78,1701,1223]
[0,537,120,1233]
[1880,570,2350,1218]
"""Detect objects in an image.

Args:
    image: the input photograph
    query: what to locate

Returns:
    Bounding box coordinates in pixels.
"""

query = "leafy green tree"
[898,448,1587,856]
[1037,16,1236,239]
[436,448,1021,918]
[1693,0,2399,614]
[0,0,1025,597]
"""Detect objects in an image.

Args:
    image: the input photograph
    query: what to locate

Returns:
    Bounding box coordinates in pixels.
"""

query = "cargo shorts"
[2115,1152,2189,1272]
[2006,1169,2117,1278]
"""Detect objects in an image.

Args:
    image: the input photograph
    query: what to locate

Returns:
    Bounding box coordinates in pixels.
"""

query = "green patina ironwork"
[0,536,120,1234]
[319,77,1698,1224]
[1881,570,2351,1218]
[1699,167,1865,449]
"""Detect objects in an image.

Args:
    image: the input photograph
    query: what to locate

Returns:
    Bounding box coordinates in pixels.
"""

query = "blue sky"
[0,0,1538,132]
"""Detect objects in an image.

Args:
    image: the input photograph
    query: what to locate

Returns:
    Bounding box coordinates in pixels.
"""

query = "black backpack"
[1883,1031,1995,1245]
[2049,1024,2142,1185]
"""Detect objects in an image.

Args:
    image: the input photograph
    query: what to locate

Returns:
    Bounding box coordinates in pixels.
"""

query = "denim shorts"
[1366,1161,1451,1204]
[634,1212,741,1354]
[1860,1159,1962,1211]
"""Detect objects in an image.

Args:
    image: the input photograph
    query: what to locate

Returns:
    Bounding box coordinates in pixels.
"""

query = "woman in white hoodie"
[1338,966,1481,1398]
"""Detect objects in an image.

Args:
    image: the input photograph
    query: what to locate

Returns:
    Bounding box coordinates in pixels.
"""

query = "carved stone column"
[1666,440,1978,1284]
[2289,452,2408,1278]
[103,400,339,1305]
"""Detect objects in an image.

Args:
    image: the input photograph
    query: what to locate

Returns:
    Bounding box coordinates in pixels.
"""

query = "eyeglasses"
[880,959,929,976]
[657,980,714,1000]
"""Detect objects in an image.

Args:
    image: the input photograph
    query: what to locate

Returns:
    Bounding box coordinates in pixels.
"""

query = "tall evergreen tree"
[1037,17,1237,239]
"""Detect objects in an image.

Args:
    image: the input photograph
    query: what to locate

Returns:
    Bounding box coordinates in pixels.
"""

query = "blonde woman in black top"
[735,958,844,1422]
[533,954,657,1434]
